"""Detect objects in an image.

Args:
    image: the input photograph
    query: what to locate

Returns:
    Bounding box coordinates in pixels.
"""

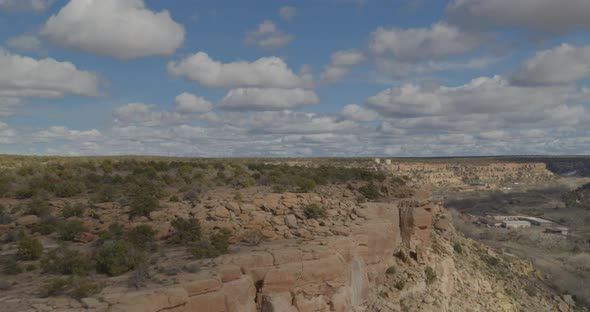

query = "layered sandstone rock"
[385,162,554,189]
[85,198,434,312]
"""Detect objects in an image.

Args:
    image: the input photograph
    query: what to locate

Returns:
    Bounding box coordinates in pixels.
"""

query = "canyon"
[0,157,586,312]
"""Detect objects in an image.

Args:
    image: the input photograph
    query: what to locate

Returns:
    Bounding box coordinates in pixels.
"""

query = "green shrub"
[26,196,52,217]
[295,177,316,192]
[15,188,35,199]
[169,195,180,202]
[70,278,99,299]
[128,262,149,289]
[39,277,98,299]
[453,243,463,254]
[93,185,116,203]
[170,217,201,244]
[41,247,92,276]
[17,235,43,260]
[53,180,84,197]
[303,203,326,219]
[386,266,396,275]
[32,219,59,235]
[0,172,11,197]
[0,204,13,225]
[271,184,287,193]
[95,241,143,276]
[40,277,71,297]
[127,225,155,251]
[210,229,231,254]
[58,220,86,241]
[425,266,437,284]
[62,203,85,218]
[191,229,231,259]
[127,188,159,219]
[2,257,23,275]
[359,182,380,200]
[98,223,125,243]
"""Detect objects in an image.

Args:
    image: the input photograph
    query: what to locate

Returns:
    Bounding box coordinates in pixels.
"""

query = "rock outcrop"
[385,161,554,189]
[93,198,436,312]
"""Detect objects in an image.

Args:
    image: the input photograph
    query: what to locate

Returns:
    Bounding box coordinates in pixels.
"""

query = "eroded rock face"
[97,198,432,312]
[386,162,554,189]
[399,200,434,262]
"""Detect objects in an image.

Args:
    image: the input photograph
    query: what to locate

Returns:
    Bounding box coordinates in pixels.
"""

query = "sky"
[1,0,590,157]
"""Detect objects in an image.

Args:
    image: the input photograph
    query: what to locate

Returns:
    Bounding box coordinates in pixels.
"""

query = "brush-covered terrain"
[0,156,586,311]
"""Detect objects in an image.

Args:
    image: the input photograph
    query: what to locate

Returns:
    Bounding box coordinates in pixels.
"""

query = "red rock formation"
[99,197,434,312]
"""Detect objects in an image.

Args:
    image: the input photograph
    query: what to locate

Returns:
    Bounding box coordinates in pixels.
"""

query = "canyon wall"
[385,161,554,189]
[100,198,437,312]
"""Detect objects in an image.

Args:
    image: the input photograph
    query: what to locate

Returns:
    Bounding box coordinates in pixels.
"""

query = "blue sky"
[1,0,590,156]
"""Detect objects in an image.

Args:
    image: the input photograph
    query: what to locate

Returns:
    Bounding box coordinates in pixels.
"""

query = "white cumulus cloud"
[321,49,366,83]
[174,92,212,114]
[33,126,102,142]
[218,88,319,111]
[114,103,186,127]
[341,104,378,122]
[0,48,100,98]
[244,20,293,50]
[167,52,307,88]
[511,44,590,86]
[368,22,480,61]
[41,0,185,60]
[446,0,590,35]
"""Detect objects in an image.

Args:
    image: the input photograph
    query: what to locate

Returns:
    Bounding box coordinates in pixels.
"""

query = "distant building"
[493,215,523,221]
[502,220,531,229]
[545,227,569,236]
[384,159,391,165]
[374,158,381,164]
[519,217,552,227]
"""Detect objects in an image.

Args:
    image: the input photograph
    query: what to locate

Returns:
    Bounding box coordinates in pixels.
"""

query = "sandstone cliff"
[385,161,554,189]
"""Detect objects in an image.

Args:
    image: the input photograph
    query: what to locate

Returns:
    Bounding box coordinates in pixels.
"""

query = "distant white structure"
[519,217,552,227]
[493,215,523,221]
[384,159,391,165]
[374,158,381,164]
[502,220,531,229]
